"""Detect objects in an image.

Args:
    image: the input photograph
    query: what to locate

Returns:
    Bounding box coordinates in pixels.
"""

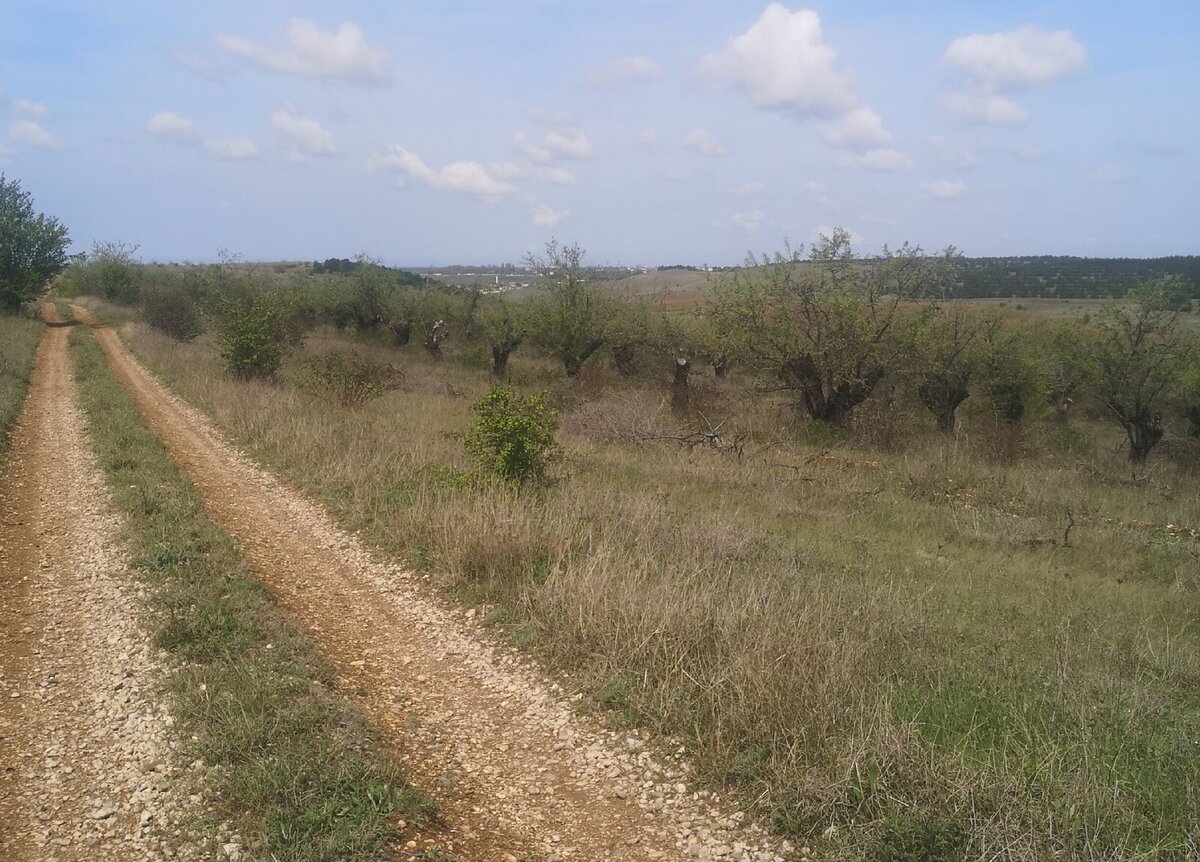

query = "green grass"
[108,312,1200,861]
[0,312,43,455]
[68,323,437,861]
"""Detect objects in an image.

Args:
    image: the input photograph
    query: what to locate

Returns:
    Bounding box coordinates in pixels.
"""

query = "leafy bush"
[85,240,142,305]
[464,387,558,482]
[142,285,203,341]
[211,286,303,379]
[297,351,405,408]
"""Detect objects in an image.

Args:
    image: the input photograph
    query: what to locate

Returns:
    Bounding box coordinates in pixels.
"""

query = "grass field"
[94,297,1200,861]
[0,313,44,454]
[69,321,436,861]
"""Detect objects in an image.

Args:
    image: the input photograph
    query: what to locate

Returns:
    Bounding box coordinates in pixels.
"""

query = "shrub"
[297,351,405,408]
[142,285,203,341]
[211,286,303,379]
[464,387,558,482]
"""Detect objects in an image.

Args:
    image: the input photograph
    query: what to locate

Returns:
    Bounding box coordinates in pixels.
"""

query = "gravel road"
[0,312,200,861]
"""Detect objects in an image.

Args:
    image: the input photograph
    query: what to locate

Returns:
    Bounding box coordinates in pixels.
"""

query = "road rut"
[76,307,792,862]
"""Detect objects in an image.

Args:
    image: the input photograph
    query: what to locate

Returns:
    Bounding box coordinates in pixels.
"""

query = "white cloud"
[216,19,390,84]
[370,146,516,203]
[9,120,59,149]
[204,138,260,160]
[842,147,912,171]
[703,4,856,116]
[544,129,592,159]
[684,129,727,157]
[920,179,967,199]
[272,107,336,157]
[733,181,764,197]
[145,111,196,142]
[819,106,891,147]
[733,209,765,233]
[943,91,1027,125]
[803,180,825,192]
[639,128,659,146]
[14,99,47,118]
[943,26,1085,125]
[533,203,568,227]
[515,129,592,162]
[927,135,978,168]
[945,26,1086,89]
[703,5,896,153]
[587,55,664,85]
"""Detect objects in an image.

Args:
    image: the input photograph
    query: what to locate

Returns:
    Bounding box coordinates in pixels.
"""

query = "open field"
[83,290,1200,861]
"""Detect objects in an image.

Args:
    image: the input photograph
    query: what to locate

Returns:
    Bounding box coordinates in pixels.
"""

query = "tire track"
[0,309,197,861]
[73,309,793,862]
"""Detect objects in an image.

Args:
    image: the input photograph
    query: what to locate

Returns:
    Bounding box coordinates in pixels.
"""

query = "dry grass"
[103,303,1200,861]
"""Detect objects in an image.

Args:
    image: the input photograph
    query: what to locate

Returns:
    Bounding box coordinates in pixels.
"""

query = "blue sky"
[2,1,1196,265]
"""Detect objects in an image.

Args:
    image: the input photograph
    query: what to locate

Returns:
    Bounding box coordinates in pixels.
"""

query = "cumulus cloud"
[733,209,765,233]
[920,179,967,199]
[733,181,764,197]
[145,111,196,142]
[703,5,897,155]
[9,120,59,149]
[533,203,569,227]
[684,129,727,157]
[587,55,664,85]
[514,128,592,162]
[370,146,516,203]
[943,26,1085,124]
[943,91,1027,125]
[272,107,336,158]
[204,138,260,160]
[216,19,390,84]
[841,148,912,171]
[819,106,891,147]
[14,99,47,118]
[639,128,659,146]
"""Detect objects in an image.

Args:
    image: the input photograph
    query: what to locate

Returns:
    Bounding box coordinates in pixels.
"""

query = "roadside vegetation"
[69,321,437,861]
[67,237,1200,861]
[0,313,43,453]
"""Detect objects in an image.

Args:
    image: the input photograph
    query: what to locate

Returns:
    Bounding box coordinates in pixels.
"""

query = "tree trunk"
[491,344,512,377]
[612,343,637,376]
[918,373,971,433]
[671,355,691,413]
[390,321,412,346]
[781,356,882,425]
[1126,413,1165,464]
[712,354,729,379]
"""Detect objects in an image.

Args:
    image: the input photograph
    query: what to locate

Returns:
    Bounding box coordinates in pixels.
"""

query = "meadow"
[79,276,1200,861]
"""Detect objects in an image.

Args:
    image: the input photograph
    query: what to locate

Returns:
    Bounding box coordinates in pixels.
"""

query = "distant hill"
[952,255,1200,299]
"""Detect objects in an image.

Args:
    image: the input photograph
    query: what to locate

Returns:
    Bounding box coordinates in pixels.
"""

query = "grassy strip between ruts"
[0,312,43,455]
[67,323,437,860]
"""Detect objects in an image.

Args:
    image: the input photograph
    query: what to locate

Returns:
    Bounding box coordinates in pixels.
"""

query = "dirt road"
[72,313,792,861]
[0,310,195,860]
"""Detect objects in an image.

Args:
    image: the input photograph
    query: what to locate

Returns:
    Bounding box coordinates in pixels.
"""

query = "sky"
[1,1,1197,266]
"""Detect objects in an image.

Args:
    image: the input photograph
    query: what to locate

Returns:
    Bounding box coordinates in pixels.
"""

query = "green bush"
[297,351,405,408]
[464,387,558,483]
[212,286,303,379]
[142,285,203,341]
